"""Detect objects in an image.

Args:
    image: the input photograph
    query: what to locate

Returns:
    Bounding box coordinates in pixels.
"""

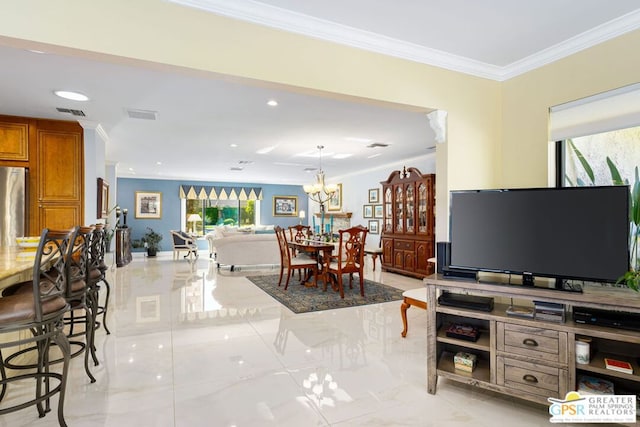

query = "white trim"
[168,0,640,81]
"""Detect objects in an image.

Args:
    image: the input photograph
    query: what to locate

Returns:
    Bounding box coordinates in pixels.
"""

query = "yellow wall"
[501,30,640,187]
[2,0,638,238]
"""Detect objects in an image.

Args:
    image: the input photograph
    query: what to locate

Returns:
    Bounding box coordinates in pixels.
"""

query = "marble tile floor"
[0,251,601,426]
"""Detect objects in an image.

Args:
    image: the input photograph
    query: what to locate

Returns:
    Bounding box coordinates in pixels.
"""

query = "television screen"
[449,186,629,284]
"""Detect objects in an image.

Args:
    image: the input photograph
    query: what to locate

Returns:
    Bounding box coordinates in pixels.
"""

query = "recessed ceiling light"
[156,161,162,166]
[230,144,238,148]
[54,90,89,101]
[367,153,382,159]
[333,153,352,159]
[267,99,278,107]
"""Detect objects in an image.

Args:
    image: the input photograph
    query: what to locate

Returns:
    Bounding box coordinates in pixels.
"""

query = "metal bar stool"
[0,227,76,426]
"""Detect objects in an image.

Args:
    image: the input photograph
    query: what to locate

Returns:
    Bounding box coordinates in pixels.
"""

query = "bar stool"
[3,226,97,383]
[63,225,97,383]
[91,224,111,335]
[0,227,76,426]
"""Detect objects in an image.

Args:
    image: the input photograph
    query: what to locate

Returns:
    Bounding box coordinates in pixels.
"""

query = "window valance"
[179,185,263,201]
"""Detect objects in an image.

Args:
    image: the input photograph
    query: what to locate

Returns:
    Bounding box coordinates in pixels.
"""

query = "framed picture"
[328,183,342,211]
[135,191,162,219]
[368,219,379,234]
[273,195,298,216]
[97,178,109,219]
[368,188,380,204]
[363,204,373,218]
[374,204,383,218]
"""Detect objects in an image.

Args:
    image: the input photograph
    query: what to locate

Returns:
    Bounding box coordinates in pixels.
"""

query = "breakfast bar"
[0,246,37,290]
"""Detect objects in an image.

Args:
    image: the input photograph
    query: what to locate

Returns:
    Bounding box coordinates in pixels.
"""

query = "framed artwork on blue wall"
[135,191,162,219]
[273,195,298,216]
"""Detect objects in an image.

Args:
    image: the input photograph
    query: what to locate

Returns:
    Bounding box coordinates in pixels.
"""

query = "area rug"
[247,274,404,313]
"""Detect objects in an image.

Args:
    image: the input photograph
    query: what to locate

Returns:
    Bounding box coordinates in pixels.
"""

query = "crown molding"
[78,121,110,143]
[169,0,640,81]
[499,9,640,81]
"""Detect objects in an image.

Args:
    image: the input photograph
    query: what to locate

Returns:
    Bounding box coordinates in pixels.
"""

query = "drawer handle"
[523,374,538,384]
[522,338,538,347]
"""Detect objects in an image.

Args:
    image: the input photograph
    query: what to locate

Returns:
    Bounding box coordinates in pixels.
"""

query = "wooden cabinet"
[116,227,133,267]
[0,115,83,234]
[380,167,435,278]
[425,275,640,425]
[0,118,30,162]
[34,122,83,231]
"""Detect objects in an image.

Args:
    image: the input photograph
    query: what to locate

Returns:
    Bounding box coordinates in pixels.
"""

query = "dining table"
[287,240,337,290]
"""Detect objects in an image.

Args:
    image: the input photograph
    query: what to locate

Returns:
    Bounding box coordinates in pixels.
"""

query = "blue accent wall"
[117,178,307,250]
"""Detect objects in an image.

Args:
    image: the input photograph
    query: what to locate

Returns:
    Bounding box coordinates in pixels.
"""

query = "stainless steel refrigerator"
[0,167,26,246]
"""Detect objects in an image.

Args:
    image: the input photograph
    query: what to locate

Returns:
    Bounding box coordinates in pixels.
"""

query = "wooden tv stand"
[424,274,640,424]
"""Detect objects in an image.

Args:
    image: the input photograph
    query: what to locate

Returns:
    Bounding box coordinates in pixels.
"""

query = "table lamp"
[298,210,306,225]
[187,213,202,234]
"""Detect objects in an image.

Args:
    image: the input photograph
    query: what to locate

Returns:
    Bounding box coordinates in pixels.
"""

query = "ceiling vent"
[126,108,157,120]
[56,107,85,117]
[238,160,254,165]
[366,142,389,148]
[303,167,318,172]
[230,167,244,171]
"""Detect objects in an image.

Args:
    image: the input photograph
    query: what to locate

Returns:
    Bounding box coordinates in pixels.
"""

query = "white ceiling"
[1,1,639,185]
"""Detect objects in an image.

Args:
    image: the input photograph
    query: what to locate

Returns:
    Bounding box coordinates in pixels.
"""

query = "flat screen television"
[448,186,629,289]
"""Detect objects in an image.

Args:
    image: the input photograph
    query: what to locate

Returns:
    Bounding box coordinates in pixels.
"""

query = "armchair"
[170,230,199,260]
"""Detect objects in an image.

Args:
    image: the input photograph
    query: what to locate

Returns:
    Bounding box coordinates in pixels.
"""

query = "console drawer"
[394,240,414,251]
[497,323,567,364]
[497,356,566,398]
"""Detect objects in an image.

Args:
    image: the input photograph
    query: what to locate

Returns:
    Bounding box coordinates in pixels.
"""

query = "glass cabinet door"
[405,183,415,233]
[394,185,404,233]
[384,187,393,233]
[417,182,427,234]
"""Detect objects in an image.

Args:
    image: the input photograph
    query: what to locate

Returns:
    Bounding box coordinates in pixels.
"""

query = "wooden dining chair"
[287,224,313,278]
[287,225,311,244]
[328,225,368,298]
[275,226,318,290]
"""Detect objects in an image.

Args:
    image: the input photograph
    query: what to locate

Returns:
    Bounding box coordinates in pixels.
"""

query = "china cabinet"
[380,167,435,278]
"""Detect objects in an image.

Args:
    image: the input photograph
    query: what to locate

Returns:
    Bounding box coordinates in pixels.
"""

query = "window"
[562,127,640,188]
[185,199,258,235]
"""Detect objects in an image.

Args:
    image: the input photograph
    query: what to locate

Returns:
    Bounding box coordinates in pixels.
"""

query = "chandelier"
[303,145,338,235]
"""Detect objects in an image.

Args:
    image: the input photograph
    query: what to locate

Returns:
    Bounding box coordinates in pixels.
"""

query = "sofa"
[206,225,279,270]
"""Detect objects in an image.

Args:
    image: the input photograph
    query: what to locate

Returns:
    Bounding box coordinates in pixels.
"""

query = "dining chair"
[0,227,76,426]
[364,232,384,271]
[287,225,311,244]
[287,224,313,278]
[328,225,369,298]
[275,226,318,290]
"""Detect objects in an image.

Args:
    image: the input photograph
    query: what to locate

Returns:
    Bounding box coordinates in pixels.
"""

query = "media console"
[424,274,640,426]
